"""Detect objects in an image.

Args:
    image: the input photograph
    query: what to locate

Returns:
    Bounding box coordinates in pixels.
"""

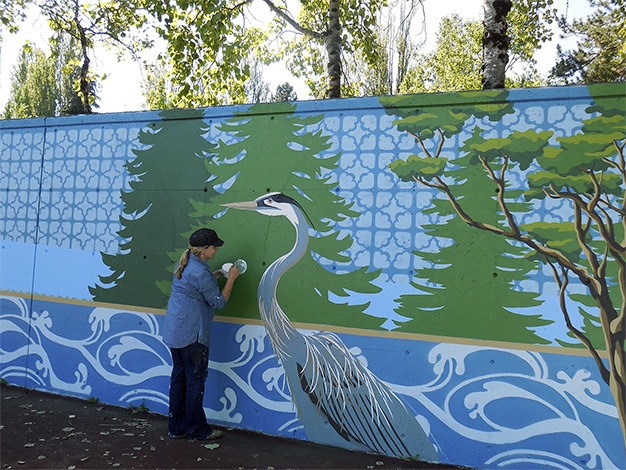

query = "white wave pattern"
[0,296,621,468]
[390,344,619,469]
[0,296,294,427]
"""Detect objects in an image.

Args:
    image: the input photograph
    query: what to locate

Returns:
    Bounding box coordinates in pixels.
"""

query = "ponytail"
[175,246,204,279]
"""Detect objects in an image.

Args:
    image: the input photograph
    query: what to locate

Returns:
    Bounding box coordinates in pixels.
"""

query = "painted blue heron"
[223,192,437,460]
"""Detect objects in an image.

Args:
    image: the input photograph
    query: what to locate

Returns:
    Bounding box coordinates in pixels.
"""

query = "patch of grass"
[86,396,101,404]
[129,401,149,413]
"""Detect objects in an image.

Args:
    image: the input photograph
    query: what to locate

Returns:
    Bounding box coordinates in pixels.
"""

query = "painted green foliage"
[381,91,553,343]
[384,83,626,445]
[192,102,383,328]
[521,86,625,350]
[90,109,217,309]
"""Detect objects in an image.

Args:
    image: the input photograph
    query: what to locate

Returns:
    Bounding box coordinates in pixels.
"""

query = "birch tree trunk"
[482,0,512,89]
[325,0,342,98]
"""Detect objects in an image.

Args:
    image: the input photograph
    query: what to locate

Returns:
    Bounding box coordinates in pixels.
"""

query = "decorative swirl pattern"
[1,296,622,468]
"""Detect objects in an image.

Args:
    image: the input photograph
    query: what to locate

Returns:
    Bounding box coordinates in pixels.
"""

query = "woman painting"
[162,228,240,440]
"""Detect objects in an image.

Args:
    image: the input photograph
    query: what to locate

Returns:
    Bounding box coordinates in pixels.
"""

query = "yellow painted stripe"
[1,290,607,358]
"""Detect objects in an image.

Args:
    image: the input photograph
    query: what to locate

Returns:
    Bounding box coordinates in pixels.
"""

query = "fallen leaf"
[376,462,384,466]
[203,443,220,450]
[24,443,35,448]
[37,455,46,460]
[63,427,75,432]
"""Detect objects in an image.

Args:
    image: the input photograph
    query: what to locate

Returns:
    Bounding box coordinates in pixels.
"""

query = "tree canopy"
[550,0,626,84]
[2,32,86,118]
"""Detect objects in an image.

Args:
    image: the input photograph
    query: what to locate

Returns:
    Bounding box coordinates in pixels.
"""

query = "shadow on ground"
[0,384,467,469]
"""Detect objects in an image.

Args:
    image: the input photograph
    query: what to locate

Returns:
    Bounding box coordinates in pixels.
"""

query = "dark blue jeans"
[168,342,214,438]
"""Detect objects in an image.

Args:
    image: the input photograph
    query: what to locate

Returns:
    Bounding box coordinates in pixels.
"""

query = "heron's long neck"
[258,210,309,358]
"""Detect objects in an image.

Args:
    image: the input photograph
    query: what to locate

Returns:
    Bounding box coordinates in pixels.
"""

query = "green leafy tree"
[245,57,272,104]
[271,82,297,102]
[90,109,217,309]
[146,0,388,104]
[343,0,421,96]
[3,32,85,119]
[386,83,626,447]
[400,0,555,94]
[192,102,382,328]
[3,43,57,118]
[51,32,86,115]
[550,0,626,84]
[268,0,386,99]
[382,92,552,342]
[33,0,150,113]
[0,0,27,34]
[399,15,483,94]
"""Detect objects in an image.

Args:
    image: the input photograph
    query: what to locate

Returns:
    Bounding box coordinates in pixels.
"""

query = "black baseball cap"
[189,228,224,247]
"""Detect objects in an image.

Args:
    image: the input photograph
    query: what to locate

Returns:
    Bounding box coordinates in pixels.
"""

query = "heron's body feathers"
[226,192,437,461]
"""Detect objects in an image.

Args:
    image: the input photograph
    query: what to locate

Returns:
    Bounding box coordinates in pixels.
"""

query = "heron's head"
[222,192,314,228]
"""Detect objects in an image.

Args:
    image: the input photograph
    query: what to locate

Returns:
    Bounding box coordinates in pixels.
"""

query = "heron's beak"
[221,201,257,211]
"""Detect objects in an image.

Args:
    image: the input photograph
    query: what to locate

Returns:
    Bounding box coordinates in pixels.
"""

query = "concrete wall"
[1,84,624,467]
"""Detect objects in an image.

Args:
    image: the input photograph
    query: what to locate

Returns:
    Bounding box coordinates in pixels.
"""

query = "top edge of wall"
[0,83,623,130]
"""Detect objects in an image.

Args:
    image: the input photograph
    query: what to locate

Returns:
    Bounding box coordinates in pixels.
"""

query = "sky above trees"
[0,0,593,114]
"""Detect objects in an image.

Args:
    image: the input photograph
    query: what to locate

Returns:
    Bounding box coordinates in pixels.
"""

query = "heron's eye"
[267,198,274,204]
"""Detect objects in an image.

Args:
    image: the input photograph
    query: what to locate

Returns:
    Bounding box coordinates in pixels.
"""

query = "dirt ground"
[0,384,465,470]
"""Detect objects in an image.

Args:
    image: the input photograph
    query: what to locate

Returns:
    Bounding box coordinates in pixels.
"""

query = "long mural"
[0,83,624,468]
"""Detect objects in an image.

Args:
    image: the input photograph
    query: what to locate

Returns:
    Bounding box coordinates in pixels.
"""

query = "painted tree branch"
[407,128,626,445]
[546,259,611,383]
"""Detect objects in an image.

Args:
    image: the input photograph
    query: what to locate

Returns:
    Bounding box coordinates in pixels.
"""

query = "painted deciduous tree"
[381,92,552,341]
[387,84,626,446]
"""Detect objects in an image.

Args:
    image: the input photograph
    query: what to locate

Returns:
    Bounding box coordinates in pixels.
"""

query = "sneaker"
[207,429,223,440]
[189,429,223,441]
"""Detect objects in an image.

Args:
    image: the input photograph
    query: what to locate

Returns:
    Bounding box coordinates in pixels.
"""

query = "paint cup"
[234,259,247,274]
[221,259,247,278]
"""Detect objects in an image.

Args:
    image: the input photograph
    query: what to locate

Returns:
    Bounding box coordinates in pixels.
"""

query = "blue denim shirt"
[162,254,226,349]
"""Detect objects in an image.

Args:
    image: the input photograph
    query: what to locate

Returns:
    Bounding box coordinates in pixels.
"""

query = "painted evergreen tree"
[192,102,382,328]
[90,109,216,309]
[396,149,550,342]
[381,91,552,343]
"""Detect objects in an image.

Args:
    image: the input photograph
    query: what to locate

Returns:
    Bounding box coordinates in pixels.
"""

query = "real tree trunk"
[482,0,512,89]
[325,0,342,98]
